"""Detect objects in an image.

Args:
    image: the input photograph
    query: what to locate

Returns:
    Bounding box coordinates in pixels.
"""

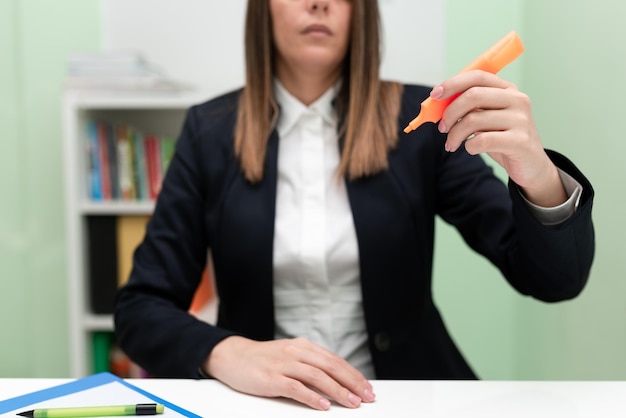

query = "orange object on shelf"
[404,30,525,133]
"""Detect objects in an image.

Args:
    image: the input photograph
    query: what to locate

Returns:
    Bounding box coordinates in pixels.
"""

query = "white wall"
[378,0,444,85]
[99,0,444,97]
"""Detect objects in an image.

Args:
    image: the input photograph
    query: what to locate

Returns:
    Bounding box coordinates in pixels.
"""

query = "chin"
[299,54,344,71]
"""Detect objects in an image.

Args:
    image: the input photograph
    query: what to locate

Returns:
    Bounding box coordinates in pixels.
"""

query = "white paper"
[1,381,188,418]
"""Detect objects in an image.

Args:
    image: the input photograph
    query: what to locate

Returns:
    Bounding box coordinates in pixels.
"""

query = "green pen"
[16,403,165,417]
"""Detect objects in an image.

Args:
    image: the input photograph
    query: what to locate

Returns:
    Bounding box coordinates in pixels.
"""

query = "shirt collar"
[274,78,340,137]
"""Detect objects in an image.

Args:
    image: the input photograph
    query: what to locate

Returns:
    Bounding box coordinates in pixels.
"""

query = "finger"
[463,129,524,156]
[432,70,514,100]
[444,109,512,152]
[295,340,375,403]
[286,362,363,409]
[276,376,334,410]
[440,86,515,133]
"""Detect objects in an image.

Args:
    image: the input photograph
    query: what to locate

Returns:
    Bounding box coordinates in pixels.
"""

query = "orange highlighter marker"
[403,30,525,134]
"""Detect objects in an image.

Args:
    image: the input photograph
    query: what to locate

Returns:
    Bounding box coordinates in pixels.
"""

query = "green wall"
[516,0,626,380]
[0,0,28,375]
[434,0,526,380]
[1,0,623,380]
[440,0,626,380]
[0,0,100,377]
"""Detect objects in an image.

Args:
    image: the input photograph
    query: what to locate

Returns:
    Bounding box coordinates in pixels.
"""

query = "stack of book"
[66,51,187,91]
[86,120,175,202]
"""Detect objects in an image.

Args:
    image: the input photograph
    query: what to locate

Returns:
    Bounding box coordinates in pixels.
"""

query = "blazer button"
[374,332,391,352]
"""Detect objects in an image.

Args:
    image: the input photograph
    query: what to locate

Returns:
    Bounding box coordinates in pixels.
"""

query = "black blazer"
[114,84,595,379]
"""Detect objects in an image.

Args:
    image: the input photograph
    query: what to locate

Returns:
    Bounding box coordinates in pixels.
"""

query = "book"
[106,123,120,199]
[86,120,102,200]
[66,74,188,91]
[86,121,182,202]
[116,215,150,287]
[144,134,162,200]
[68,51,147,70]
[96,122,112,200]
[92,332,115,374]
[66,51,190,92]
[132,129,149,200]
[160,136,176,177]
[116,125,136,200]
[86,216,118,314]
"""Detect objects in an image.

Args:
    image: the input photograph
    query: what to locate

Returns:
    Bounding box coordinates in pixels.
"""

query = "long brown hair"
[235,0,403,183]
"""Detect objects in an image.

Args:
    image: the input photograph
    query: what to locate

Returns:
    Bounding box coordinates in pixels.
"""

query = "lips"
[302,24,332,36]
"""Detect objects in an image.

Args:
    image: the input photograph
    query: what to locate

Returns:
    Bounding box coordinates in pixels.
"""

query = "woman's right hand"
[203,336,376,410]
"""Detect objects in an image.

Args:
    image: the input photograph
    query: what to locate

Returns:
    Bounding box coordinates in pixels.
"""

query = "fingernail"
[319,398,331,410]
[363,388,376,402]
[430,85,444,99]
[438,120,447,133]
[445,142,451,152]
[348,392,362,407]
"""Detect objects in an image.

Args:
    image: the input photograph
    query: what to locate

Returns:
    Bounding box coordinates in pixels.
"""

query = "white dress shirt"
[271,80,582,379]
[272,80,376,378]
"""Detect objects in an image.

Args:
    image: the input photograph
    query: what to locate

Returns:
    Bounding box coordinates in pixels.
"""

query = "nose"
[310,0,329,12]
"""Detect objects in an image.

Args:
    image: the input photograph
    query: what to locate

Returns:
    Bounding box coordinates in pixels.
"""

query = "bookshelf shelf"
[79,201,155,215]
[64,89,211,109]
[63,89,206,377]
[83,314,114,331]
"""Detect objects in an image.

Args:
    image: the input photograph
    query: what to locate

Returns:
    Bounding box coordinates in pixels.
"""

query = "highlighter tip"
[404,113,426,134]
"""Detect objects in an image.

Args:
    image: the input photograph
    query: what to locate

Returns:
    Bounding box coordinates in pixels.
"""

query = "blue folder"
[0,372,200,417]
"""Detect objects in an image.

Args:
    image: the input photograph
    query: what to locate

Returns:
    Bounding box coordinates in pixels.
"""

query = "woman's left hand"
[433,70,567,207]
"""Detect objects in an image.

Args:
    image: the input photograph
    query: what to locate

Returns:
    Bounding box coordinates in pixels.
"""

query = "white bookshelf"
[62,89,209,377]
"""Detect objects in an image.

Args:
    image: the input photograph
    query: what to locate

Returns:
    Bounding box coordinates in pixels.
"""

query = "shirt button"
[374,332,391,352]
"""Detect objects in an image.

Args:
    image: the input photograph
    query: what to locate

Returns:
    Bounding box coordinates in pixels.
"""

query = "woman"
[115,0,594,411]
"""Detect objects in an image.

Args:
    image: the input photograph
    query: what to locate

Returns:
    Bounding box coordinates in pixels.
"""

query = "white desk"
[1,378,625,417]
